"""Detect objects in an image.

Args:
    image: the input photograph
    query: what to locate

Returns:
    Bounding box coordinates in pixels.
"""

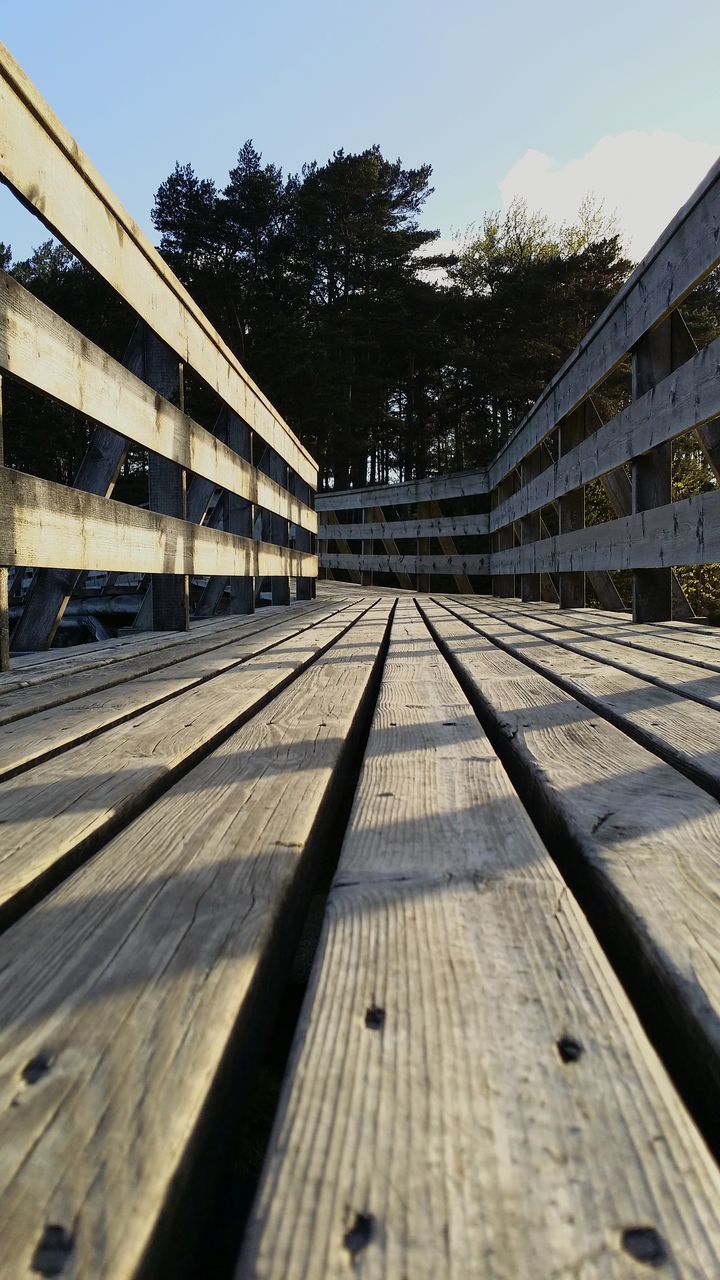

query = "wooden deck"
[0,583,719,1277]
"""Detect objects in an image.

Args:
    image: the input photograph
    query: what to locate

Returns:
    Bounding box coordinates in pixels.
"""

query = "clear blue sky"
[2,0,719,261]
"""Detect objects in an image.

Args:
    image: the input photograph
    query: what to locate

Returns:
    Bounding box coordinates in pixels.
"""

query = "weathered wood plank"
[0,599,355,779]
[0,605,328,722]
[0,272,316,534]
[322,553,489,575]
[490,333,720,535]
[0,600,392,1280]
[488,156,720,488]
[0,377,8,672]
[0,597,375,923]
[316,469,488,511]
[436,597,720,800]
[317,513,489,540]
[488,485,720,576]
[0,44,317,487]
[0,466,317,580]
[143,329,189,631]
[368,505,415,589]
[421,596,720,1125]
[240,602,720,1279]
[632,319,673,621]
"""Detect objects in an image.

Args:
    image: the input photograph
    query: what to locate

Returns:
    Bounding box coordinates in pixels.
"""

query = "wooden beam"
[369,506,415,590]
[425,499,474,593]
[226,410,255,614]
[558,408,586,609]
[0,272,316,533]
[632,319,672,622]
[321,553,489,575]
[317,513,489,540]
[0,377,8,671]
[488,155,720,488]
[144,329,189,632]
[520,447,542,602]
[0,465,317,579]
[9,324,144,652]
[488,484,720,576]
[492,471,516,598]
[293,474,316,601]
[0,44,317,487]
[316,468,488,511]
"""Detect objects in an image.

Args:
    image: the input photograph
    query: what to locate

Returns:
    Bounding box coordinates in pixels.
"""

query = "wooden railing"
[0,43,318,668]
[317,471,489,592]
[320,155,720,619]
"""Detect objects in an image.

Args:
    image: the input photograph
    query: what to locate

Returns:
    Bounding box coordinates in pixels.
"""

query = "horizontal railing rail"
[0,43,318,665]
[319,156,720,617]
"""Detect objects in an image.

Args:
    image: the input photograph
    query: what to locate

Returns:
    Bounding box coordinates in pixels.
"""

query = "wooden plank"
[240,601,720,1279]
[0,597,376,924]
[632,319,673,621]
[421,596,720,1125]
[0,604,328,723]
[9,324,145,653]
[461,597,720,715]
[488,156,720,488]
[0,272,316,534]
[0,44,317,487]
[0,600,392,1280]
[558,407,585,608]
[0,466,317,579]
[425,498,475,593]
[488,484,720,576]
[322,552,489,575]
[369,505,414,590]
[143,329,189,631]
[520,446,542,601]
[0,377,8,672]
[316,469,488,511]
[492,471,516,598]
[293,473,315,602]
[317,513,489,540]
[0,600,355,779]
[322,512,361,585]
[498,601,720,670]
[435,597,720,801]
[489,333,720,534]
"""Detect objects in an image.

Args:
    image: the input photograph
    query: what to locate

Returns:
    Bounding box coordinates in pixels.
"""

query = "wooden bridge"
[1,40,720,1280]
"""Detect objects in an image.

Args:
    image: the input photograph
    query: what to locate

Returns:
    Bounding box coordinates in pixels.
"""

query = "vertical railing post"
[225,410,255,614]
[493,471,517,598]
[360,507,373,588]
[144,328,189,632]
[294,474,315,600]
[632,319,673,622]
[520,447,542,602]
[261,448,290,606]
[417,501,431,593]
[0,377,9,671]
[558,407,586,609]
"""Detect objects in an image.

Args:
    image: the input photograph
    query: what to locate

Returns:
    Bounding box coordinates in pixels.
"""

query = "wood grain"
[240,601,720,1279]
[0,43,317,486]
[0,601,392,1280]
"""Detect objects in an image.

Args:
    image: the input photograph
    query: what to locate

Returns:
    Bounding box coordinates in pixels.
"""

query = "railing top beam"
[488,155,720,488]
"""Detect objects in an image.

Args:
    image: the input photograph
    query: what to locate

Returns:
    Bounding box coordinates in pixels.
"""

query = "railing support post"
[520,447,543,602]
[632,319,673,623]
[260,448,290,606]
[225,410,255,614]
[361,507,374,588]
[0,377,9,671]
[493,472,517,598]
[144,329,189,632]
[558,407,586,609]
[295,474,315,600]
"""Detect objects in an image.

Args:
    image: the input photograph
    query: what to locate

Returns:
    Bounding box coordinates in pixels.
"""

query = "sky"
[1,0,719,265]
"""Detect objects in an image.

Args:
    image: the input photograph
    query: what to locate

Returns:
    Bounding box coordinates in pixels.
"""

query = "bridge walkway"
[0,583,718,1276]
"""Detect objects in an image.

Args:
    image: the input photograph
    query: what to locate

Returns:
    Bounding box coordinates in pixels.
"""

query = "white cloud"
[499,131,719,260]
